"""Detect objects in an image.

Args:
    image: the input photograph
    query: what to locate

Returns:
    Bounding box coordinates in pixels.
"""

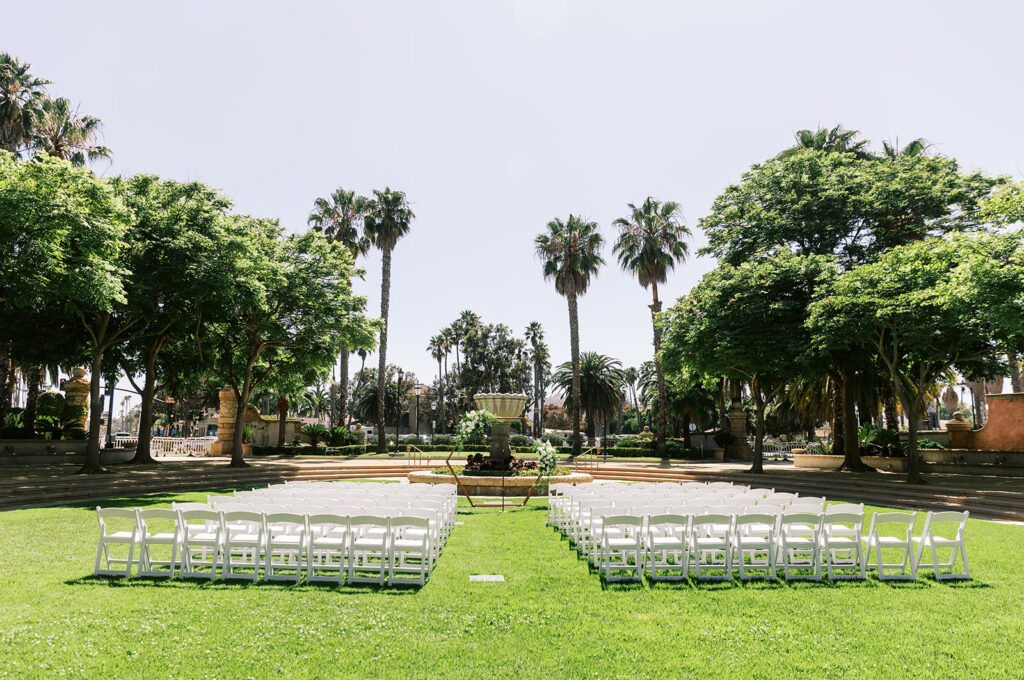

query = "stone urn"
[473,393,528,467]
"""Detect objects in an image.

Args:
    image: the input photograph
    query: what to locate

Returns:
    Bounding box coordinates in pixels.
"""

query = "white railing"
[751,439,820,461]
[114,435,216,456]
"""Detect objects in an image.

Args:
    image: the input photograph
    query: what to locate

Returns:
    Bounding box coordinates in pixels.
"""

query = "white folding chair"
[820,512,864,580]
[645,514,689,581]
[689,513,733,581]
[136,508,180,578]
[94,507,139,577]
[306,513,349,584]
[912,511,970,581]
[178,509,222,580]
[348,516,389,585]
[779,512,823,581]
[735,513,777,581]
[264,512,306,583]
[861,511,917,581]
[221,510,265,582]
[389,516,431,586]
[598,515,644,583]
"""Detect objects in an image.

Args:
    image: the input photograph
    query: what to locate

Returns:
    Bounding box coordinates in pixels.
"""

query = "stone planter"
[793,453,843,470]
[408,470,592,496]
[863,456,906,473]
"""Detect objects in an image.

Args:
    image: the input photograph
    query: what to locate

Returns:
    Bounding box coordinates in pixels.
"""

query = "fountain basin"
[473,393,528,420]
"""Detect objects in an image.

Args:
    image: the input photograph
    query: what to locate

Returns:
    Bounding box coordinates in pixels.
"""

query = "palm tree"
[352,379,401,426]
[552,352,625,446]
[308,187,371,428]
[524,321,546,434]
[32,97,111,166]
[0,53,50,156]
[535,215,605,455]
[623,366,639,412]
[613,197,691,457]
[880,137,930,159]
[778,124,871,160]
[364,187,414,453]
[427,334,446,433]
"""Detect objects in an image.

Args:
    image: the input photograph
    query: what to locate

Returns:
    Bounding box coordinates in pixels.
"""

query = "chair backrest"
[221,510,264,525]
[306,513,348,533]
[922,511,969,539]
[179,509,221,525]
[691,513,731,530]
[207,495,237,507]
[138,507,178,521]
[349,515,389,528]
[264,512,306,531]
[822,512,863,534]
[96,507,138,534]
[648,514,688,532]
[788,501,824,514]
[869,511,916,540]
[826,502,864,514]
[172,502,210,512]
[709,504,747,517]
[780,512,823,530]
[736,513,778,532]
[390,516,430,530]
[600,514,643,530]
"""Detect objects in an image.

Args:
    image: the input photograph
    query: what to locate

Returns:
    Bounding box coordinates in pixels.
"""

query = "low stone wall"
[0,447,134,467]
[793,453,843,470]
[408,470,593,496]
[0,439,87,455]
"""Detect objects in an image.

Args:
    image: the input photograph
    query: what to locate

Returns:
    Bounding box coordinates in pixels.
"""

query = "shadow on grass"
[65,573,424,593]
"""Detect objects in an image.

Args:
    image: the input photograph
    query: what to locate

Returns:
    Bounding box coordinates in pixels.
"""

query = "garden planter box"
[793,453,843,470]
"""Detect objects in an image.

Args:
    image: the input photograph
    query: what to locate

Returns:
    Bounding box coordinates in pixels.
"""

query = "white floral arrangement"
[535,440,559,476]
[454,409,497,450]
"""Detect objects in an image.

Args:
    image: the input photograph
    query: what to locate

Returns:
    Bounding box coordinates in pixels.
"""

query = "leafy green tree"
[363,187,414,454]
[553,352,625,446]
[0,153,132,472]
[196,220,377,466]
[661,252,836,473]
[109,175,232,463]
[808,233,1022,483]
[0,53,49,155]
[32,97,111,166]
[613,197,691,456]
[535,215,605,456]
[308,187,371,427]
[427,334,447,434]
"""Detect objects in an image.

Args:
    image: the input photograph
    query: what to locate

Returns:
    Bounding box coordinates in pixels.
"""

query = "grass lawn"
[1,488,1021,679]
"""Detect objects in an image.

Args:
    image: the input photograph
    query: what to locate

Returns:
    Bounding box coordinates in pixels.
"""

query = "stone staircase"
[0,462,441,511]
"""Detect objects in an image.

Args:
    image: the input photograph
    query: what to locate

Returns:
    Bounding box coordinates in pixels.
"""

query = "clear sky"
[6,0,1024,402]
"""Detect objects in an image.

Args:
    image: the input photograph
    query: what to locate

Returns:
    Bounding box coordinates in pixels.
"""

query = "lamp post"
[394,369,404,443]
[414,383,423,436]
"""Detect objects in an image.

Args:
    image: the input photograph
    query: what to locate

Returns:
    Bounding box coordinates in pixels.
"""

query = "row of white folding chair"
[595,509,969,582]
[95,508,438,586]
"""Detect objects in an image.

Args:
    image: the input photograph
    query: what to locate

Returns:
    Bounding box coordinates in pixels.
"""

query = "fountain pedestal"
[473,393,529,468]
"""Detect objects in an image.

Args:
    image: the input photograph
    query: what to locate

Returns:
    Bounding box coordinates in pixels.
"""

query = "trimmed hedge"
[254,444,367,456]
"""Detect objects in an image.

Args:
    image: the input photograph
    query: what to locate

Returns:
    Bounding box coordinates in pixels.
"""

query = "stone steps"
[0,464,439,511]
[580,466,1024,522]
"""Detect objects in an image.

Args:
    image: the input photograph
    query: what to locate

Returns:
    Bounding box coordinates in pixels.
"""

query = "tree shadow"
[65,574,424,593]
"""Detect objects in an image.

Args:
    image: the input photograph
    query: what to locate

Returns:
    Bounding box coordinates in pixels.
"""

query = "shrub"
[664,440,683,455]
[540,432,564,446]
[301,423,329,446]
[329,426,357,446]
[432,434,455,446]
[241,426,254,444]
[509,434,532,448]
[713,430,736,448]
[402,434,425,446]
[616,437,640,448]
[917,438,945,450]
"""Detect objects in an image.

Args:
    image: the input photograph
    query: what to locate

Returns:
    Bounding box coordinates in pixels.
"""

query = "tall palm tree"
[623,366,639,412]
[308,187,371,428]
[0,53,50,156]
[778,124,871,160]
[613,197,690,457]
[453,311,479,371]
[427,334,446,433]
[441,325,458,373]
[524,321,546,434]
[552,352,625,446]
[32,96,111,166]
[364,187,414,453]
[535,215,604,455]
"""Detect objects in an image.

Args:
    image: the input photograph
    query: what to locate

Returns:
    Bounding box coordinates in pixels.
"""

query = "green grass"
[0,489,1021,679]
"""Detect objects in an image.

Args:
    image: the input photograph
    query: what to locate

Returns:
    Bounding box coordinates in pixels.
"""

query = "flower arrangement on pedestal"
[534,440,559,476]
[454,409,497,451]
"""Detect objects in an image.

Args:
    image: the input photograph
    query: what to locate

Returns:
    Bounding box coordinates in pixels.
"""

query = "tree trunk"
[829,373,846,459]
[78,348,108,474]
[21,365,42,435]
[880,372,899,431]
[0,353,12,425]
[682,411,692,449]
[277,396,288,446]
[131,351,158,464]
[748,376,765,474]
[229,374,250,468]
[1009,353,1022,393]
[650,285,668,458]
[375,247,392,454]
[840,365,871,471]
[585,406,596,446]
[567,292,583,457]
[437,356,445,435]
[905,400,924,484]
[337,347,349,427]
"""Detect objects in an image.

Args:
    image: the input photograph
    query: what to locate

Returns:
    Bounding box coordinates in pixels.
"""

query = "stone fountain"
[473,392,528,467]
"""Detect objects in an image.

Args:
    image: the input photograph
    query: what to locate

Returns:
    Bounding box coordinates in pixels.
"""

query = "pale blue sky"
[7,0,1024,396]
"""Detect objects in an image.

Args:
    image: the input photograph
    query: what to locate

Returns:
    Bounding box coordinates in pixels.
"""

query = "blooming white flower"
[535,440,558,476]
